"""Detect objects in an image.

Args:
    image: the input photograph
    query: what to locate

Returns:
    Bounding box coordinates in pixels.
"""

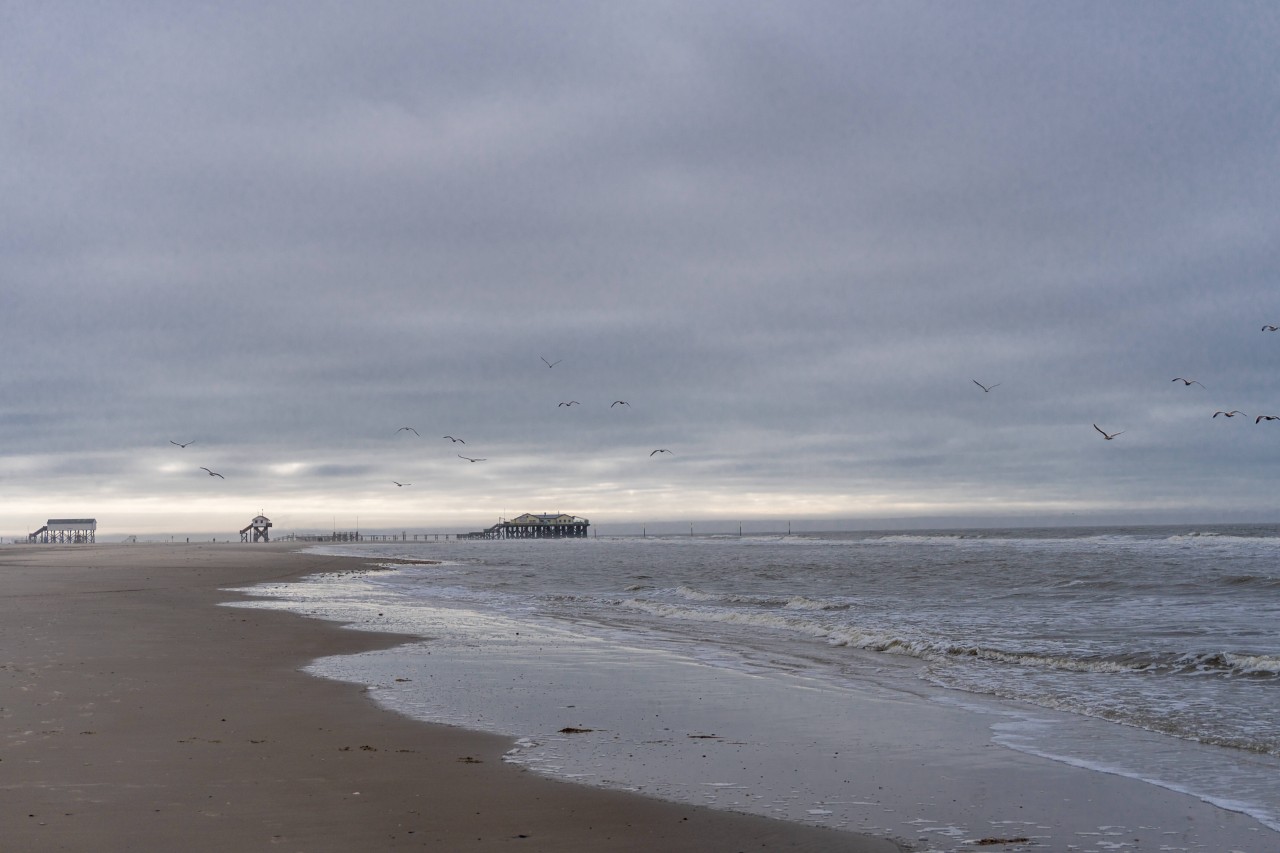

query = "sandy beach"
[0,543,900,852]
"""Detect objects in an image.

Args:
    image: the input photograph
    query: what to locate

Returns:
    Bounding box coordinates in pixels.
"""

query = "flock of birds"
[172,328,1278,486]
[167,441,229,479]
[979,325,1280,443]
[170,355,672,486]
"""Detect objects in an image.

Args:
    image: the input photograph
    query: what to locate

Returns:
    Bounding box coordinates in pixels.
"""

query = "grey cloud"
[4,2,1280,532]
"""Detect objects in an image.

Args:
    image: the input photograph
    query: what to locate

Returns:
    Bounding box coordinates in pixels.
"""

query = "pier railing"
[277,532,461,542]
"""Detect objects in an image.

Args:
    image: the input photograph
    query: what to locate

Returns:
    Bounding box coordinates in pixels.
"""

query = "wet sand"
[0,543,901,852]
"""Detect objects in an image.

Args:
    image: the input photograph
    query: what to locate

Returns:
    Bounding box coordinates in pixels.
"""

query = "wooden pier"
[274,513,589,543]
[277,532,460,542]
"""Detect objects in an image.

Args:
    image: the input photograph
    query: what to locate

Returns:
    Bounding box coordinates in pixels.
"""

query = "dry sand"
[1,543,902,852]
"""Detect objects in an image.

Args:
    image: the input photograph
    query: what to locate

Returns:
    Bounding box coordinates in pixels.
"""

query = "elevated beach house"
[464,513,590,539]
[29,518,97,544]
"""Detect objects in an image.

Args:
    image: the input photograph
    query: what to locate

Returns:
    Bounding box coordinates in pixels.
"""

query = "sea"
[228,524,1280,851]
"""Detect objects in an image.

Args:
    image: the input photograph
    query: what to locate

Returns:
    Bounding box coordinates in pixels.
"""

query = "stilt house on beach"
[239,515,272,543]
[463,513,590,539]
[29,518,97,544]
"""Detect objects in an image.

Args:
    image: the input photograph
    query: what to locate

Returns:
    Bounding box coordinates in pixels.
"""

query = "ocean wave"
[1220,574,1280,589]
[673,585,796,606]
[617,596,1280,681]
[1053,577,1131,591]
[864,534,976,543]
[939,671,1280,757]
[877,640,1280,680]
[941,646,1138,674]
[620,598,884,646]
[619,598,1097,670]
[782,596,851,611]
[673,585,737,602]
[1174,651,1280,677]
[1165,531,1280,542]
[671,585,852,610]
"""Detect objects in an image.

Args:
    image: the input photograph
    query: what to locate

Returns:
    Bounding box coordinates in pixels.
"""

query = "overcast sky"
[4,2,1280,536]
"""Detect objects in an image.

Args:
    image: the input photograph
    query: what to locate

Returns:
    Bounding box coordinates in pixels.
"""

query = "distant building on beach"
[239,515,272,543]
[463,513,590,539]
[29,518,97,544]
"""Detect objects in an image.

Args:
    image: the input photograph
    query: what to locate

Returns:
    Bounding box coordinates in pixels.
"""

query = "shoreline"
[239,541,1279,851]
[0,543,900,852]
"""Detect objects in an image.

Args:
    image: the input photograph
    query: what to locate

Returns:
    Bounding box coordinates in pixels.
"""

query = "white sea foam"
[783,595,851,611]
[1220,652,1280,675]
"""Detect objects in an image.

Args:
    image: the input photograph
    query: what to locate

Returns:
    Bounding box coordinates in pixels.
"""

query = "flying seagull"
[169,440,194,448]
[397,427,419,436]
[458,455,487,462]
[1093,424,1123,440]
[199,467,225,479]
[1263,325,1278,332]
[972,380,1000,393]
[1213,410,1246,418]
[611,400,630,407]
[558,401,580,407]
[392,481,411,487]
[442,435,465,443]
[1256,415,1278,424]
[541,356,562,368]
[1171,378,1205,388]
[650,448,673,456]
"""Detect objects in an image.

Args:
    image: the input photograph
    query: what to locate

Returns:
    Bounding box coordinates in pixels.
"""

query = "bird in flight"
[1213,410,1246,418]
[169,440,194,448]
[458,455,486,462]
[199,467,225,479]
[1093,424,1123,440]
[558,401,580,407]
[1255,415,1278,424]
[541,356,562,368]
[397,427,419,436]
[1171,378,1204,388]
[442,435,465,443]
[650,448,672,456]
[392,481,411,487]
[1263,325,1278,332]
[972,380,1000,393]
[611,400,630,407]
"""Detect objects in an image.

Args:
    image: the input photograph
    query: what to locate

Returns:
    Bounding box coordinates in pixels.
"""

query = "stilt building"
[29,518,97,544]
[239,515,272,543]
[464,513,589,539]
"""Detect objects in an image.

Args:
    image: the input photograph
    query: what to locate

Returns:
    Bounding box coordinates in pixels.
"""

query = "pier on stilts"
[462,513,590,540]
[269,512,589,542]
[277,531,461,542]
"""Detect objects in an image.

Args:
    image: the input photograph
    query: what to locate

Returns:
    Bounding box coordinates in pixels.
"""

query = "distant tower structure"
[240,514,272,543]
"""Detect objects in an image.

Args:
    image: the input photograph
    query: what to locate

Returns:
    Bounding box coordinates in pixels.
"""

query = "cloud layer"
[4,2,1280,535]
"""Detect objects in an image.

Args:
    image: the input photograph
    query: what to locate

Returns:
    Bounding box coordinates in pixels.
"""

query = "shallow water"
[228,525,1280,849]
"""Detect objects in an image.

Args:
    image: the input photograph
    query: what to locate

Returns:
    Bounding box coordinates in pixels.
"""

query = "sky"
[4,2,1280,537]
